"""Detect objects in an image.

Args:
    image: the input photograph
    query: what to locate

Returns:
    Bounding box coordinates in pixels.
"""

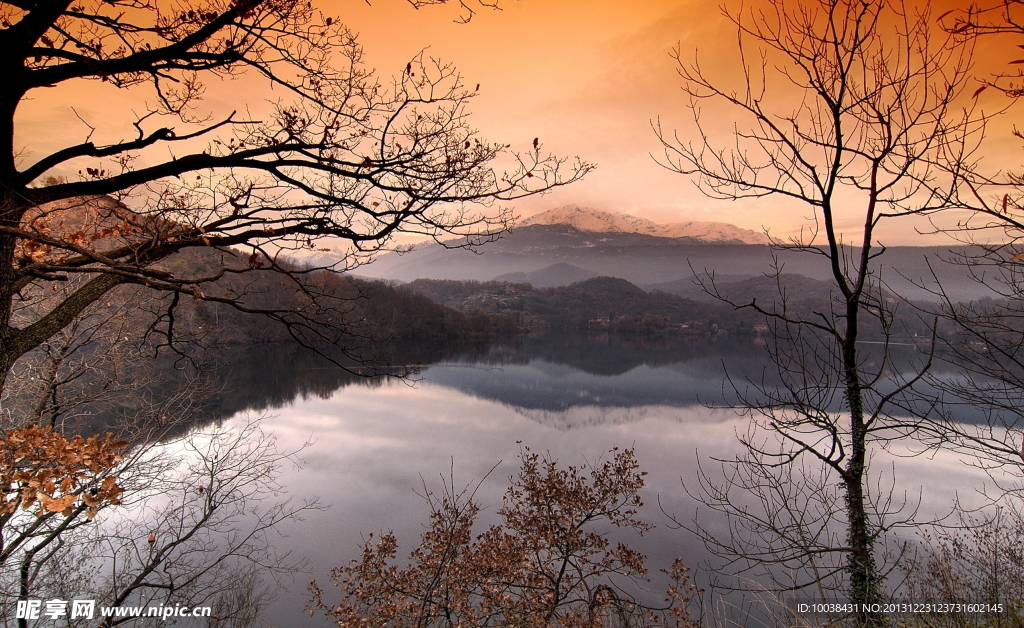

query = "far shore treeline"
[165,248,941,344]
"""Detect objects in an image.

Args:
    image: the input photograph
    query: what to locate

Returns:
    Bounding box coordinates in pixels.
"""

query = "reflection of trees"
[126,333,995,434]
[479,331,959,389]
[516,406,712,432]
[104,329,1004,438]
[476,332,758,377]
[88,338,497,435]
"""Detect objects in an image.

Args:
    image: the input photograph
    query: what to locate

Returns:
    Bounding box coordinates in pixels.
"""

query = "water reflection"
[207,333,995,627]
[148,330,966,432]
[189,333,773,422]
[422,362,737,417]
[259,381,744,627]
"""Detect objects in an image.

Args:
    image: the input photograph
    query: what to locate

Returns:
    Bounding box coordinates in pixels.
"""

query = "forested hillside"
[406,275,939,339]
[151,247,525,346]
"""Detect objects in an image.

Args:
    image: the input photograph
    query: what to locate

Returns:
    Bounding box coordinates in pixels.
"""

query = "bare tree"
[89,419,316,627]
[940,0,1024,98]
[0,0,592,392]
[655,0,986,622]
[0,2,588,623]
[0,414,318,628]
[832,0,1024,519]
[0,275,319,626]
[888,5,1024,619]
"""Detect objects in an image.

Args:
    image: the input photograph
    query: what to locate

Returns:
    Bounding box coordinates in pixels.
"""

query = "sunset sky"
[329,0,1024,244]
[335,0,797,231]
[16,0,1024,245]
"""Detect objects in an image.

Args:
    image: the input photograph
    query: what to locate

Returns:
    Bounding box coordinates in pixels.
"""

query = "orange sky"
[317,0,1024,243]
[17,0,1024,244]
[333,0,754,225]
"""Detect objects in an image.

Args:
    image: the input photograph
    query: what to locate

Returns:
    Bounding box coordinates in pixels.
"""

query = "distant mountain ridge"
[351,223,988,302]
[494,263,598,288]
[520,205,770,244]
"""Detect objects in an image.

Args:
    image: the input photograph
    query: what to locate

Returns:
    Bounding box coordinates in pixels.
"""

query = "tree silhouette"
[0,0,591,390]
[656,0,987,623]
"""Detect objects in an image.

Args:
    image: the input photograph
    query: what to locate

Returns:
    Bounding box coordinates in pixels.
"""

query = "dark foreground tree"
[0,1,590,622]
[310,447,701,628]
[656,0,986,623]
[0,0,591,391]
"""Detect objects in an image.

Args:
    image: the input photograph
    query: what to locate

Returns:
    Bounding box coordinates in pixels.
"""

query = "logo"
[16,599,95,620]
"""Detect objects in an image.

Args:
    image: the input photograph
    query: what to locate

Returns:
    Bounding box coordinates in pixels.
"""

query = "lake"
[197,333,992,627]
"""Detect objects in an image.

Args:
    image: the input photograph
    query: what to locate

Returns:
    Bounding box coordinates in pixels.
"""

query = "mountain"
[520,205,770,244]
[405,274,938,340]
[493,263,598,287]
[358,224,769,285]
[649,274,839,304]
[355,223,986,302]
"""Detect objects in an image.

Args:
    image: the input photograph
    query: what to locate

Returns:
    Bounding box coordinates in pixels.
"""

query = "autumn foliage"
[0,425,126,521]
[310,447,700,628]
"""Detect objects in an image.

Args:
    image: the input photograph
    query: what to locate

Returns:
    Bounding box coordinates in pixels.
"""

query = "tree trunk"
[0,186,28,399]
[843,305,883,627]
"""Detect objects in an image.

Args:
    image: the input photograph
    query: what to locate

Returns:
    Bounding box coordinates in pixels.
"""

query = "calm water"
[201,333,989,627]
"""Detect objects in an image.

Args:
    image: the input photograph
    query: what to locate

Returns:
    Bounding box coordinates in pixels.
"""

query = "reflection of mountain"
[418,335,766,417]
[514,405,699,431]
[137,334,769,432]
[413,332,994,427]
[422,362,727,414]
[466,332,773,376]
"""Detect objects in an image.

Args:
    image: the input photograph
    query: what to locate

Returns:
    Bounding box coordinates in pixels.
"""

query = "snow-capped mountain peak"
[520,205,769,244]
